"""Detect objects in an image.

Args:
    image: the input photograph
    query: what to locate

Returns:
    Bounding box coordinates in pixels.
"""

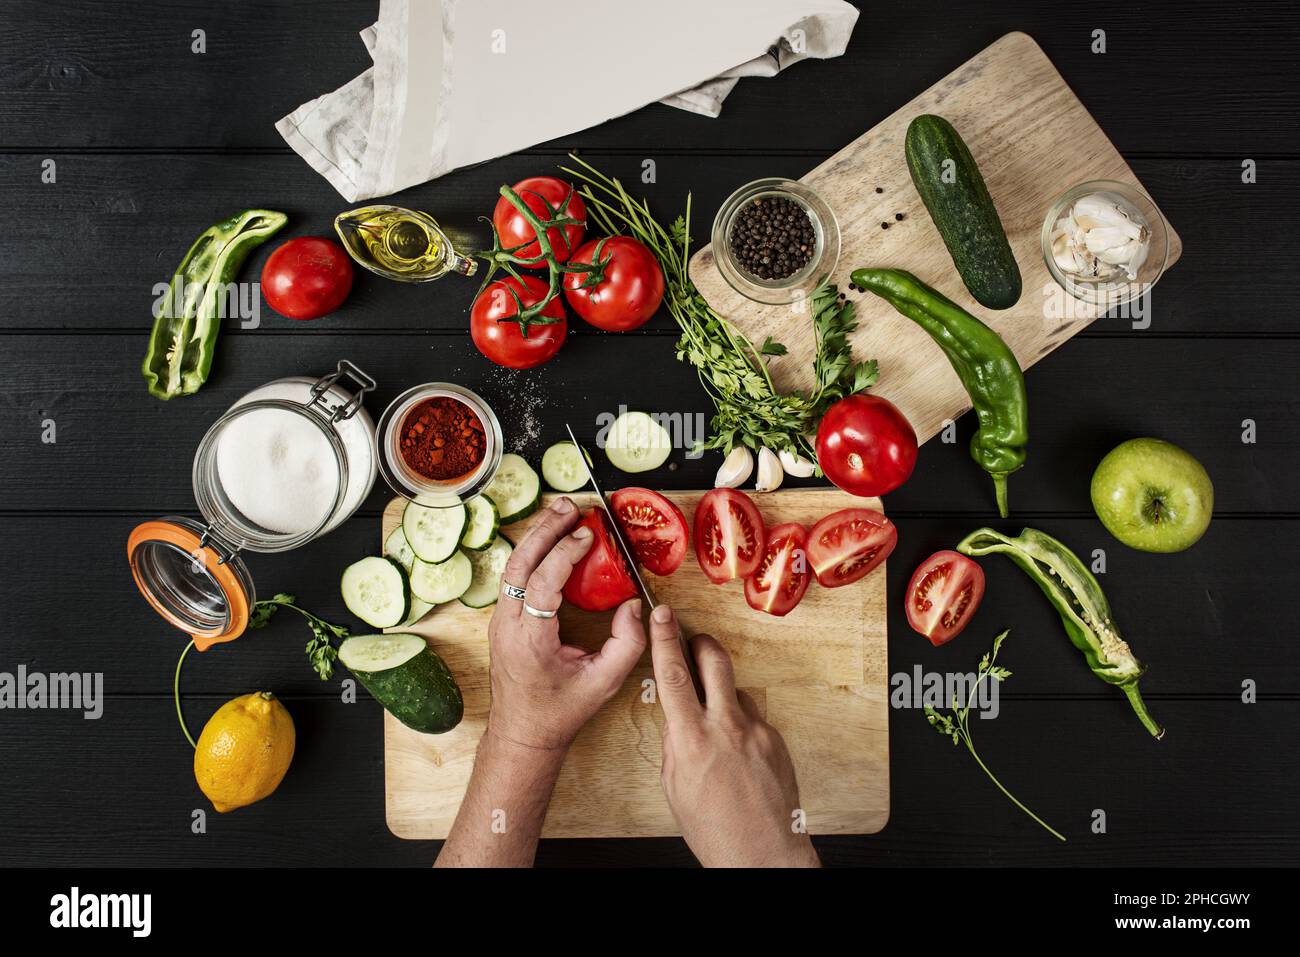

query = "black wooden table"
[2,0,1297,868]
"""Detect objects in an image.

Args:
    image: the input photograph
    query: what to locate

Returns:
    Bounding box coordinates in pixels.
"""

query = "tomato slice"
[561,509,637,612]
[905,550,985,646]
[609,488,688,576]
[806,508,897,588]
[693,488,766,584]
[744,523,811,617]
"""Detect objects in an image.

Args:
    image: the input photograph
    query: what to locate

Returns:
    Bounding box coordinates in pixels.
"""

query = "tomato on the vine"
[493,176,586,265]
[562,236,665,332]
[744,522,811,617]
[693,488,766,584]
[562,509,638,612]
[469,275,567,369]
[609,488,688,576]
[815,394,918,498]
[805,508,897,588]
[905,550,985,646]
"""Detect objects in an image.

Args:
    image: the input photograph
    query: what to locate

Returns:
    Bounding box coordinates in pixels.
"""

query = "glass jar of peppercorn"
[711,177,840,305]
[376,383,503,505]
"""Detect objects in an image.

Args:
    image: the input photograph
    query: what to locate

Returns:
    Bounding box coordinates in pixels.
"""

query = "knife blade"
[564,424,704,700]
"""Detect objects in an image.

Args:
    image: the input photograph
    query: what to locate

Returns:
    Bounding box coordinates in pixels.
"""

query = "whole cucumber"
[905,115,1021,310]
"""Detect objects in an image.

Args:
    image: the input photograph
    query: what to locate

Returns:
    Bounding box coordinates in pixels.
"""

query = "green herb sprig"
[924,630,1067,842]
[561,155,876,465]
[250,593,349,681]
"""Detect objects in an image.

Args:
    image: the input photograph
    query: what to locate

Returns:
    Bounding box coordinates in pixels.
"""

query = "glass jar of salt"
[127,361,378,651]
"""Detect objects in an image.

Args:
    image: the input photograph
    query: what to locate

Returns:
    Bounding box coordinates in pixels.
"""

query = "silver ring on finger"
[502,582,527,601]
[523,602,558,619]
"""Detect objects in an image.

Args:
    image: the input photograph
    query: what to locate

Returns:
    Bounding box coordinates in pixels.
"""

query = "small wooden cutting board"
[688,31,1182,447]
[382,489,889,839]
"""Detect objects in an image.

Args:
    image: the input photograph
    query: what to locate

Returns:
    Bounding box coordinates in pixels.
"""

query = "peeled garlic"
[778,448,817,478]
[1051,191,1150,281]
[714,446,754,488]
[755,447,784,492]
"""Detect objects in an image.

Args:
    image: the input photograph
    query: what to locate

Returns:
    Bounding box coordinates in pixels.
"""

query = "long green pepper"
[143,209,287,400]
[958,527,1164,739]
[850,268,1027,516]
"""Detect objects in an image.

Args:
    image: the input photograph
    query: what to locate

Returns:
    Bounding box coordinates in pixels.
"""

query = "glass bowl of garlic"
[1042,180,1169,310]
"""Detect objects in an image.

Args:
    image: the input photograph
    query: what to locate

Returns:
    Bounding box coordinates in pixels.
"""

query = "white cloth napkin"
[277,0,859,201]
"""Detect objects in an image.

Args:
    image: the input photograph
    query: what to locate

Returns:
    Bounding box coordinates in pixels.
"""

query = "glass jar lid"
[127,517,255,650]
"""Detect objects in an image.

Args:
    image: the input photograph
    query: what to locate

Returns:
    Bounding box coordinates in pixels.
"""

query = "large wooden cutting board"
[689,32,1182,444]
[382,489,889,839]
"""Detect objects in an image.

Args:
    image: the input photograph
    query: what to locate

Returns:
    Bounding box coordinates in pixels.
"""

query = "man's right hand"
[646,604,820,868]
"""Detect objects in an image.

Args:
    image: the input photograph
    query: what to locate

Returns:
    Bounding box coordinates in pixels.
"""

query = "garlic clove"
[714,446,754,488]
[755,447,784,492]
[778,448,816,478]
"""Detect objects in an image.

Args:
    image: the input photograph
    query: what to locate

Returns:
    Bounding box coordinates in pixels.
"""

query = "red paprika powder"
[399,396,485,481]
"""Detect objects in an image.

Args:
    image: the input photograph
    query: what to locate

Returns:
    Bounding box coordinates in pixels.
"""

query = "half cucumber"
[460,536,514,608]
[338,633,463,734]
[402,493,468,563]
[484,453,541,525]
[410,551,473,604]
[460,495,500,551]
[604,410,672,473]
[541,441,592,492]
[340,556,411,629]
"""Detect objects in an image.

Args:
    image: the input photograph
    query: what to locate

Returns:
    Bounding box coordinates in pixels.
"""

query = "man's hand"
[648,604,820,868]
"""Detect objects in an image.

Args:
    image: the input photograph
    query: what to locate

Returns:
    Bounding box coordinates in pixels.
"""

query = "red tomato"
[905,550,985,646]
[261,237,353,320]
[609,488,687,576]
[562,236,665,332]
[562,509,638,612]
[693,488,766,584]
[470,275,567,369]
[806,508,897,588]
[815,394,918,497]
[744,522,811,617]
[493,176,586,265]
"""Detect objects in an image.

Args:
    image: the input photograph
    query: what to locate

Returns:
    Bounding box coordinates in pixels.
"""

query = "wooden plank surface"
[381,490,889,839]
[690,32,1182,450]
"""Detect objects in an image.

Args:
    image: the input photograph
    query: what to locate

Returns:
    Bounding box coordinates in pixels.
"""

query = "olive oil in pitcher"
[335,206,478,282]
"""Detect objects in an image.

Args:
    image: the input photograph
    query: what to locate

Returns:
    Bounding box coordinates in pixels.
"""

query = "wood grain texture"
[381,489,890,839]
[689,32,1183,450]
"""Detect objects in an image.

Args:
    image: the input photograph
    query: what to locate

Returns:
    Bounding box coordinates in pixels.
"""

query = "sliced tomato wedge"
[693,488,766,584]
[806,508,897,588]
[905,550,985,646]
[609,488,688,576]
[561,508,638,612]
[744,522,811,617]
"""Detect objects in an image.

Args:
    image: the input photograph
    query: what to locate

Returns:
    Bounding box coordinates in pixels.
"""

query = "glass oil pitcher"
[335,205,478,282]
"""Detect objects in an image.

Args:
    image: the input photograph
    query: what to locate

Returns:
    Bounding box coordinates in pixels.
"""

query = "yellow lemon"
[194,691,295,813]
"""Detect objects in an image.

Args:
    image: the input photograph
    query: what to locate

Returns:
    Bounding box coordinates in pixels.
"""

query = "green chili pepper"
[143,209,287,400]
[850,268,1027,517]
[957,526,1164,739]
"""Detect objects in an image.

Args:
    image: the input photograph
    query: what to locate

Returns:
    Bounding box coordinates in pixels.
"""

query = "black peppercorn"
[729,195,816,281]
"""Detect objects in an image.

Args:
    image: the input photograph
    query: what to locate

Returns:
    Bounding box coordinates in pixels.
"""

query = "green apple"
[1090,438,1214,552]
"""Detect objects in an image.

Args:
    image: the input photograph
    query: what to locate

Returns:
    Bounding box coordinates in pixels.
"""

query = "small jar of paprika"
[376,383,503,504]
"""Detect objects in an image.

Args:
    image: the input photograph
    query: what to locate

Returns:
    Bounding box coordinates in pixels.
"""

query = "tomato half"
[815,394,918,497]
[469,275,567,369]
[609,488,687,576]
[744,522,811,617]
[261,237,353,320]
[905,550,985,646]
[562,236,665,332]
[806,508,897,588]
[693,488,766,584]
[562,509,638,612]
[493,176,586,265]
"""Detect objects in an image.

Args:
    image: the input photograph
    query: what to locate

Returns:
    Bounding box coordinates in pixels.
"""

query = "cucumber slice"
[384,526,416,572]
[604,411,672,473]
[460,536,515,608]
[402,494,468,563]
[484,453,542,525]
[460,495,500,551]
[409,551,474,604]
[340,556,411,629]
[541,441,592,492]
[402,596,434,627]
[339,633,463,734]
